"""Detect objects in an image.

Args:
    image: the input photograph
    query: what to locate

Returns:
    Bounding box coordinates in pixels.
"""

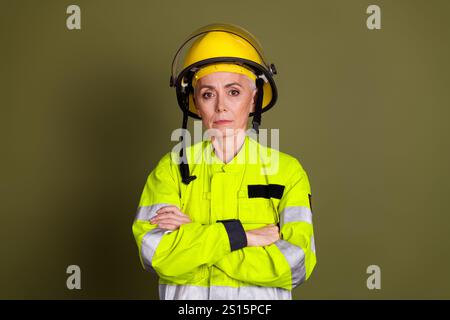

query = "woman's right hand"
[150,206,192,230]
[245,224,280,247]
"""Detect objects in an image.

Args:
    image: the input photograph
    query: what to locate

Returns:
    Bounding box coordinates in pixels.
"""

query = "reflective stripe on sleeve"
[311,234,316,255]
[281,206,313,225]
[141,228,168,272]
[274,239,306,288]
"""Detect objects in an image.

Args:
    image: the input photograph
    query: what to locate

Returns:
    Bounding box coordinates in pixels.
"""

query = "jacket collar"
[206,135,250,173]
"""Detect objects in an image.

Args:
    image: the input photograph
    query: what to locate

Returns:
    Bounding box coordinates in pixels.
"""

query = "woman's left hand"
[150,206,192,230]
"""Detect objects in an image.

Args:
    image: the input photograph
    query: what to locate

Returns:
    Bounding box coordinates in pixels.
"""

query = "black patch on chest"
[247,184,285,199]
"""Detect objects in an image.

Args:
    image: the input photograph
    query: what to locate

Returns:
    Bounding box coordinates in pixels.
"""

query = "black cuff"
[217,219,247,251]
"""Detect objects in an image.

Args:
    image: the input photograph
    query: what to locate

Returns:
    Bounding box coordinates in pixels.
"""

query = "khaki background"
[1,0,449,299]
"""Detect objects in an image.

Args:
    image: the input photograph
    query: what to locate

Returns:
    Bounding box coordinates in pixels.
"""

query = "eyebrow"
[197,82,243,90]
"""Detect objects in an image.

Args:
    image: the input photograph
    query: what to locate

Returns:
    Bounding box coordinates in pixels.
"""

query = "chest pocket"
[238,184,284,224]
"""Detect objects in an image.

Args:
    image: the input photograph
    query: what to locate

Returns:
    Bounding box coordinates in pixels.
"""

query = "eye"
[202,91,214,99]
[229,89,240,96]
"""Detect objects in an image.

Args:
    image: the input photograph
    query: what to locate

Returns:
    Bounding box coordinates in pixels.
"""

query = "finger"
[269,226,279,232]
[156,206,190,218]
[156,206,180,214]
[151,211,176,222]
[175,210,190,218]
[169,208,189,217]
[250,227,274,235]
[156,212,191,223]
[268,225,279,232]
[254,229,277,238]
[152,218,180,227]
[158,223,179,230]
[250,229,266,236]
[257,224,275,231]
[152,213,188,224]
[154,217,185,226]
[248,229,268,236]
[151,212,179,221]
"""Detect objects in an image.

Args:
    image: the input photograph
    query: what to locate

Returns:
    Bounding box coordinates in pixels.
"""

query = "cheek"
[197,106,215,125]
[195,99,210,118]
[236,94,253,113]
[229,99,251,125]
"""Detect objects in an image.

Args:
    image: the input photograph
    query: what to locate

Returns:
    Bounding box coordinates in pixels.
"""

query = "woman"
[132,23,316,300]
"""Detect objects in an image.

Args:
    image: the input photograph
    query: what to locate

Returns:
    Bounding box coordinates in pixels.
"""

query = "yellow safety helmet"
[169,23,278,184]
[170,23,278,128]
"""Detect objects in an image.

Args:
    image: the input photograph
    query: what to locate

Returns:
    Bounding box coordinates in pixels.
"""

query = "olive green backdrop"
[1,0,449,299]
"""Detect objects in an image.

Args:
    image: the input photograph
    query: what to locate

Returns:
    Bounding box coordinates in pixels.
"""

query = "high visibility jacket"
[132,135,316,300]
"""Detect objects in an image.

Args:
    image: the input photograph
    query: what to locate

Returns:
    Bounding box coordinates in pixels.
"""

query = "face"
[193,72,257,137]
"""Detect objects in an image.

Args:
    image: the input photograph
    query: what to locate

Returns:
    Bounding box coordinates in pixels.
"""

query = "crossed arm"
[134,154,316,290]
[151,205,280,247]
[147,205,299,289]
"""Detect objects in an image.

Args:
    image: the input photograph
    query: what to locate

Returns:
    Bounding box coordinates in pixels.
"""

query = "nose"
[215,92,227,113]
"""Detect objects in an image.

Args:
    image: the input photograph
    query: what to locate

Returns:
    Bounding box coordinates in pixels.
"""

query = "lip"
[213,120,233,125]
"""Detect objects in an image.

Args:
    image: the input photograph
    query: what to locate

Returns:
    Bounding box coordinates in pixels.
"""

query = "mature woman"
[132,23,316,300]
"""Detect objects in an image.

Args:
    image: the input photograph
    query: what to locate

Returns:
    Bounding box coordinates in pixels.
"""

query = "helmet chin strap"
[252,77,264,134]
[179,89,197,185]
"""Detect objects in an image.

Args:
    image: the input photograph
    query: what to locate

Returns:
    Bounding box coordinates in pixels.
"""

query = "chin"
[211,126,235,137]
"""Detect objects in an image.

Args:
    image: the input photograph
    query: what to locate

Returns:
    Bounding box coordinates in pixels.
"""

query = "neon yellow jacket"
[132,135,316,299]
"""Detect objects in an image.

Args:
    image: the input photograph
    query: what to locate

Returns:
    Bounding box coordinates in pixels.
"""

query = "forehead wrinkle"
[196,78,255,92]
